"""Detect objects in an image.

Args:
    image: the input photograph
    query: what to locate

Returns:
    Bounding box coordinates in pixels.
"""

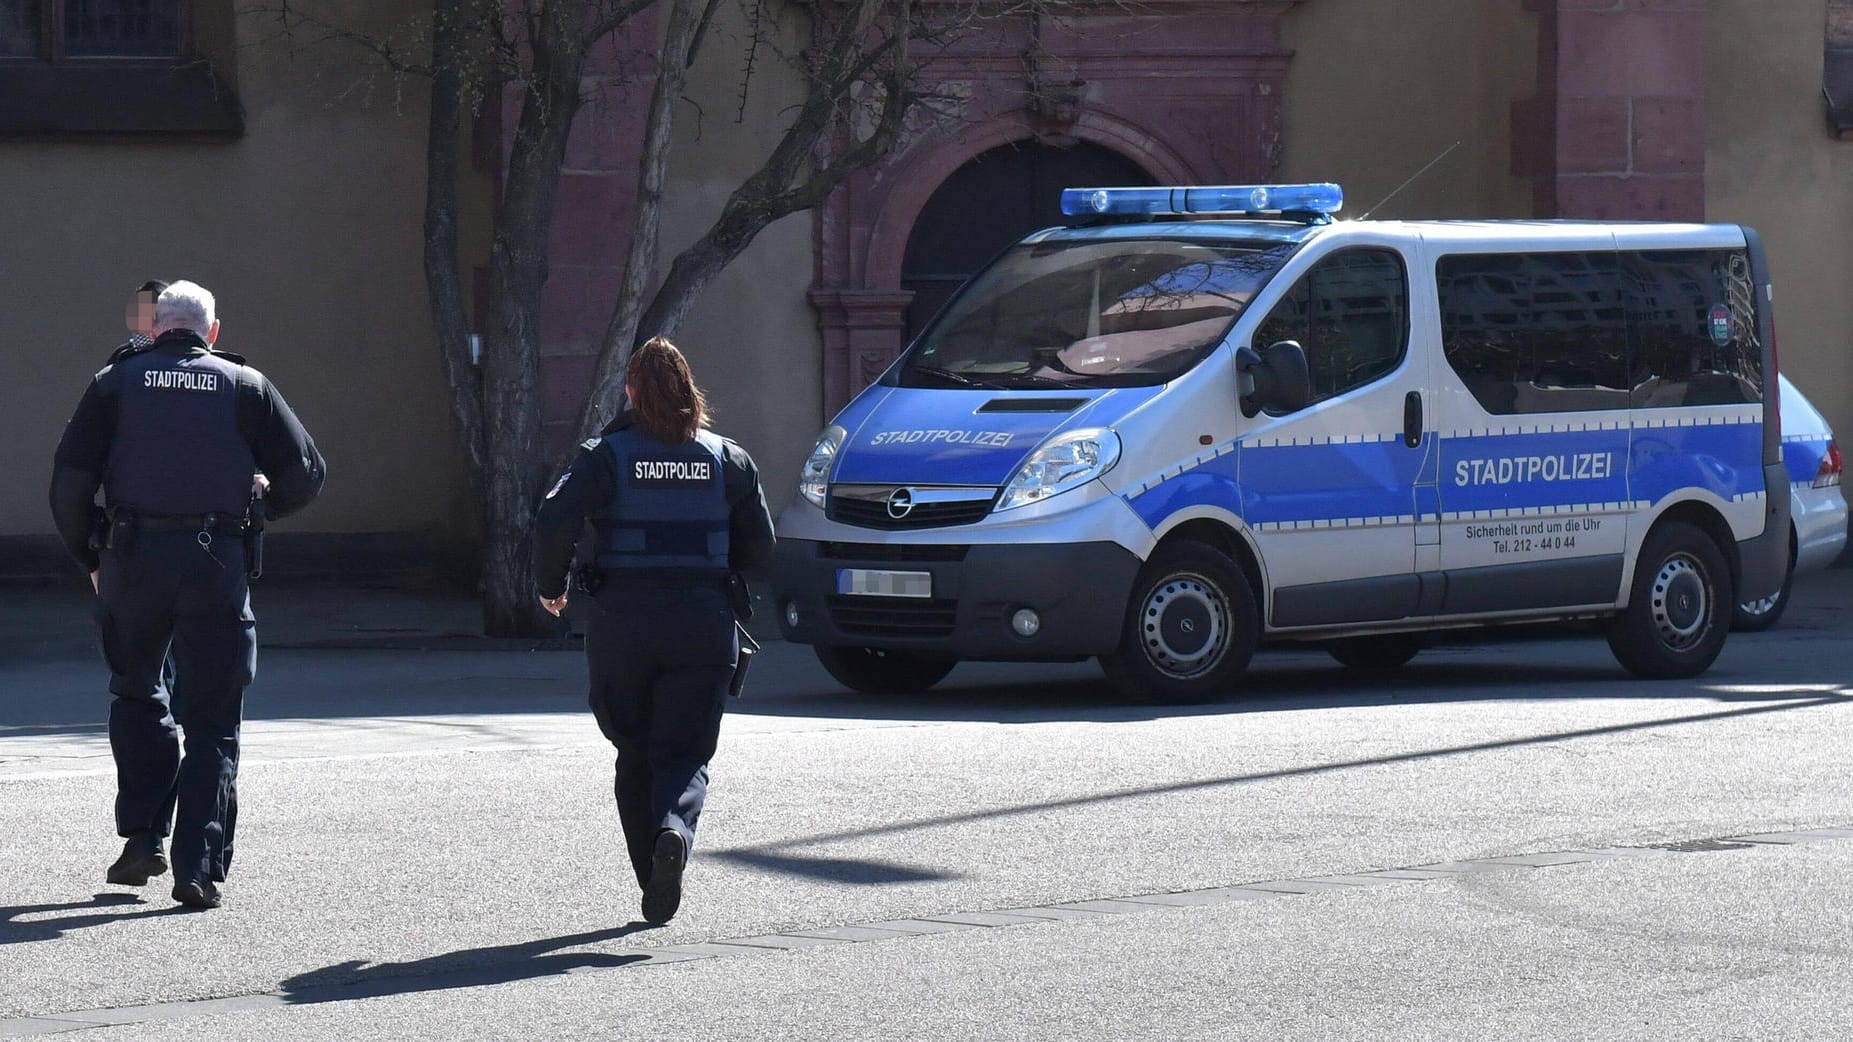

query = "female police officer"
[532,336,774,924]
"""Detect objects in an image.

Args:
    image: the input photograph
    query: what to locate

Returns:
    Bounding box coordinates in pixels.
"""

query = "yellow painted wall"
[1707,0,1853,441]
[0,2,467,539]
[1277,0,1536,219]
[655,4,820,503]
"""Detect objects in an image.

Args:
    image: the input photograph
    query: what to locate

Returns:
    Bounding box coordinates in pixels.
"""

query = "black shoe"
[641,829,687,925]
[106,833,168,887]
[172,878,221,910]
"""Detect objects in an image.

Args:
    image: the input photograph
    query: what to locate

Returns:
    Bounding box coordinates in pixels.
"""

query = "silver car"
[1735,374,1848,629]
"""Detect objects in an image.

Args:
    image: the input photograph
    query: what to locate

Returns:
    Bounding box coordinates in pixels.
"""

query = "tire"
[1606,521,1732,678]
[814,645,956,694]
[1732,551,1795,633]
[1328,633,1423,670]
[1099,542,1258,704]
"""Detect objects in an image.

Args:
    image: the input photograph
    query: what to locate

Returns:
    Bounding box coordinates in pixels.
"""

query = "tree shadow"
[711,693,1853,878]
[278,923,660,1005]
[0,892,190,943]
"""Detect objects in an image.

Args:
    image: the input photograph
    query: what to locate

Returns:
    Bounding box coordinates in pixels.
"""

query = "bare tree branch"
[574,0,709,436]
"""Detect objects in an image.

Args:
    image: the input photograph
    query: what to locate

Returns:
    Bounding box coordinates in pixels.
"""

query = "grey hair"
[153,280,216,335]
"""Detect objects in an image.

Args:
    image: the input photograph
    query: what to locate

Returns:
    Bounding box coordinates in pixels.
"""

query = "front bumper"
[771,538,1141,660]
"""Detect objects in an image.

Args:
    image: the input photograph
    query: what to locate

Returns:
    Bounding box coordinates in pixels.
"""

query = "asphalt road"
[1,575,1849,1039]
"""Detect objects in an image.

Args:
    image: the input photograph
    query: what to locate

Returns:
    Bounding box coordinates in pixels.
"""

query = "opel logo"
[886,488,916,520]
[1180,618,1195,634]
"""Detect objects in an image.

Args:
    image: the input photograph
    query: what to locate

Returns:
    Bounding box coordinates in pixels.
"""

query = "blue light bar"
[1060,183,1344,218]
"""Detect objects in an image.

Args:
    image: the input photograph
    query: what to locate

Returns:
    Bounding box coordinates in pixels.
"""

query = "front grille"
[827,595,958,638]
[827,485,996,530]
[820,542,969,563]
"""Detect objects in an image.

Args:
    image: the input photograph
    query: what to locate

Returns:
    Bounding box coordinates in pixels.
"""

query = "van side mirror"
[1236,340,1312,417]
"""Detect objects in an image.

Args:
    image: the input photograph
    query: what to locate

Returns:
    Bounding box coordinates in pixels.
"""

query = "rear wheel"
[1606,521,1732,678]
[1327,633,1424,670]
[814,645,957,694]
[1099,542,1258,704]
[1732,540,1796,633]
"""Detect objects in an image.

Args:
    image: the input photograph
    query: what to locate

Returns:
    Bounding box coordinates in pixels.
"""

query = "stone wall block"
[1557,173,1703,220]
[1559,96,1631,173]
[1631,97,1703,174]
[1558,10,1704,97]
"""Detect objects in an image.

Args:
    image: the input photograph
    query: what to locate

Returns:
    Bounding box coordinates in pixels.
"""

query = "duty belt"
[128,513,250,535]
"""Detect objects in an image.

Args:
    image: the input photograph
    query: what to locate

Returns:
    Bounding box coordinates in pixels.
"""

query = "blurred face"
[125,290,160,337]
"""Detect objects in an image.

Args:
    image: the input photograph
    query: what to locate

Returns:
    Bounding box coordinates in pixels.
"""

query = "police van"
[771,183,1791,702]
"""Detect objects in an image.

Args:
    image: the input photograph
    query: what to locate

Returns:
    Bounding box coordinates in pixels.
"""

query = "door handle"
[1403,391,1423,448]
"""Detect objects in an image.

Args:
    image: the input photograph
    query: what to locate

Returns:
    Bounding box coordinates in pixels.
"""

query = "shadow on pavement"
[709,693,1853,878]
[279,924,659,1005]
[0,892,190,943]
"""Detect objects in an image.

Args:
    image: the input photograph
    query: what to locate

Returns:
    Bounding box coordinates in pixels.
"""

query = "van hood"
[830,384,1164,486]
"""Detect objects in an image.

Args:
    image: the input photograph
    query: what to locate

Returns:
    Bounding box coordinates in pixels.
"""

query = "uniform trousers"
[585,584,738,887]
[93,531,255,884]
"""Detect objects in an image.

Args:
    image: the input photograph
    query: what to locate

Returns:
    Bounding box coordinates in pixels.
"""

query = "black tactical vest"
[590,426,730,575]
[105,340,256,518]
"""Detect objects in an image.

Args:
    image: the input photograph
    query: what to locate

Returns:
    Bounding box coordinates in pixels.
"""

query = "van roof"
[1034,218,1750,252]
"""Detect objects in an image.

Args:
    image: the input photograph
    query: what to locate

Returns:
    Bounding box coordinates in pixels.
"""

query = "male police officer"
[49,280,325,909]
[532,337,774,925]
[106,280,169,365]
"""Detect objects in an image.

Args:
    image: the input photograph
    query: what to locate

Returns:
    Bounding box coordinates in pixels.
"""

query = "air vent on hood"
[976,397,1088,414]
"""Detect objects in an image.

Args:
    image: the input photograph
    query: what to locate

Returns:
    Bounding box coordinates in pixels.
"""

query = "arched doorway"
[899,140,1155,340]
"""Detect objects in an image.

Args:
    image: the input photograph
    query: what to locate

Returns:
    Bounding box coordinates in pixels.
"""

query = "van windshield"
[894,238,1300,389]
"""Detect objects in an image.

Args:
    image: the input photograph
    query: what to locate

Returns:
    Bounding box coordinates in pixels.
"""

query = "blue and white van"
[771,184,1791,702]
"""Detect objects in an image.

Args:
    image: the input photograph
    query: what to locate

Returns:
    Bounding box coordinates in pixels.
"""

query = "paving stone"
[918,910,1051,927]
[1472,852,1601,867]
[644,942,778,959]
[0,1017,109,1038]
[1297,874,1405,886]
[996,905,1120,921]
[1730,829,1853,845]
[783,925,916,942]
[1242,880,1369,895]
[1350,869,1460,880]
[70,994,290,1025]
[860,918,979,936]
[709,934,848,951]
[1049,899,1159,914]
[1107,888,1283,908]
[1410,860,1521,875]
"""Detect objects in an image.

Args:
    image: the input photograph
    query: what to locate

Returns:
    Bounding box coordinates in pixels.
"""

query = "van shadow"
[747,629,1846,726]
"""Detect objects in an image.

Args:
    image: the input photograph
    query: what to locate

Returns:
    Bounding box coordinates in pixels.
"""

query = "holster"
[729,623,760,699]
[244,496,267,580]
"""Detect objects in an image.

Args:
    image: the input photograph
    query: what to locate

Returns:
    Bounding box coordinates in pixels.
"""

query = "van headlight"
[996,428,1121,512]
[799,425,846,507]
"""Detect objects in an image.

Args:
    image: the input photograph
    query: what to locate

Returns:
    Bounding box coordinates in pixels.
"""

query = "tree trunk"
[476,2,589,637]
[423,0,486,482]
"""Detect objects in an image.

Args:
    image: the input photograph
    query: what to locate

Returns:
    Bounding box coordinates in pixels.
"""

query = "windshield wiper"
[908,366,1006,389]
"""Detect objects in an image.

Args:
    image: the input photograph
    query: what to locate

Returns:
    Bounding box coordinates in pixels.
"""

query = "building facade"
[3,0,1848,579]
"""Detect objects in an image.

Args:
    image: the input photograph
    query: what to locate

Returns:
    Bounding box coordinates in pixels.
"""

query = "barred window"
[0,0,240,136]
[0,0,183,59]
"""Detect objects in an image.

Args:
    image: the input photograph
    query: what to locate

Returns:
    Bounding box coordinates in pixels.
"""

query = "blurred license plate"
[836,568,932,598]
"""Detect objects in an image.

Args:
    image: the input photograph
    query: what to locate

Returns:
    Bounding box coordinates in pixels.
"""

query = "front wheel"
[1606,521,1732,678]
[1099,542,1258,704]
[814,645,957,694]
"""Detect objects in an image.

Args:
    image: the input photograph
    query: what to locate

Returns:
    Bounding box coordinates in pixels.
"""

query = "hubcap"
[1650,554,1710,649]
[1139,572,1229,679]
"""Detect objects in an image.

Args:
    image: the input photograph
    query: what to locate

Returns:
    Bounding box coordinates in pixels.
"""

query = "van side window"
[1624,250,1763,408]
[1437,251,1630,415]
[1253,247,1407,410]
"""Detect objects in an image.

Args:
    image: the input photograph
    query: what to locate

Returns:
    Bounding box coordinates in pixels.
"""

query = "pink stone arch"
[864,111,1202,288]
